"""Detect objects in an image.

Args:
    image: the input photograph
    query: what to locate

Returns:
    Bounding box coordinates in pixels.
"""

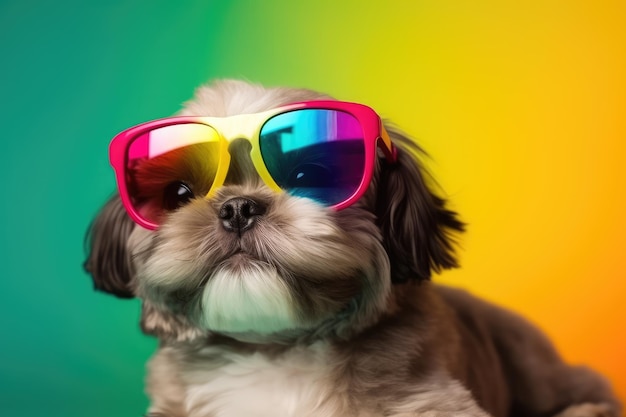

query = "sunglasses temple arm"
[378,124,398,162]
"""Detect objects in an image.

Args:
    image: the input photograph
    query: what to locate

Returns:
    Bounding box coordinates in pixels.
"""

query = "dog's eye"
[163,181,195,210]
[287,163,333,188]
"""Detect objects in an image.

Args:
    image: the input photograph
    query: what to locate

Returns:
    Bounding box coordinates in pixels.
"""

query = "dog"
[85,80,620,417]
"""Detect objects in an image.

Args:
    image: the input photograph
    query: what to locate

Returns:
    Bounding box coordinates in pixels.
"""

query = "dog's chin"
[199,255,302,336]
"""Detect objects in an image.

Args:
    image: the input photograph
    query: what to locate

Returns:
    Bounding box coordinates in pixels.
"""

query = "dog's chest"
[173,343,353,417]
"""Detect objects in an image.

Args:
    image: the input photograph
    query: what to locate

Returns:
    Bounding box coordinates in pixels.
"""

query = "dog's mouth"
[218,242,266,268]
[231,239,254,255]
[227,250,256,265]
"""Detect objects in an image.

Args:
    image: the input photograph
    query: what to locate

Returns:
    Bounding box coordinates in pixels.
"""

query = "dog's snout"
[219,197,266,233]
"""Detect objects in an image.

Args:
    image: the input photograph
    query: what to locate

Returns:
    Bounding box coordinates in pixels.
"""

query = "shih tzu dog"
[85,80,620,417]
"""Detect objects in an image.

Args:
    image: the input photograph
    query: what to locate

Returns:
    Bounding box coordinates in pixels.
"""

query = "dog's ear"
[84,195,136,298]
[376,128,464,283]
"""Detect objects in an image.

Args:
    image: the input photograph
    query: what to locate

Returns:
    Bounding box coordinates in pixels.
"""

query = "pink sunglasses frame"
[109,100,397,230]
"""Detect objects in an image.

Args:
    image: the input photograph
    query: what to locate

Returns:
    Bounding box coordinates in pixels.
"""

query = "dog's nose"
[219,197,266,233]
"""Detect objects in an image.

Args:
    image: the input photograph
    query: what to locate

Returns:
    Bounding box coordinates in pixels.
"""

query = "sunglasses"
[110,100,397,230]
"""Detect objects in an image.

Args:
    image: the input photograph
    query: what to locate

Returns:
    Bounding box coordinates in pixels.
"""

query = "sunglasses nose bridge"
[215,113,263,145]
[212,113,270,187]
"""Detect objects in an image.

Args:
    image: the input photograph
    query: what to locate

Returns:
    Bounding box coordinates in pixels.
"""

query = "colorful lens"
[125,123,221,223]
[259,109,366,206]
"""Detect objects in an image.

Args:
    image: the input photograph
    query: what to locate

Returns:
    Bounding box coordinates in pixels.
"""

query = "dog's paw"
[552,403,618,417]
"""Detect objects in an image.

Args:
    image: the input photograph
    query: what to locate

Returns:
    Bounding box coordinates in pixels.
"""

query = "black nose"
[219,197,266,233]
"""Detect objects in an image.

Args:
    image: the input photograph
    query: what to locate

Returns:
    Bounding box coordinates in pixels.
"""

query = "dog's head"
[84,80,463,343]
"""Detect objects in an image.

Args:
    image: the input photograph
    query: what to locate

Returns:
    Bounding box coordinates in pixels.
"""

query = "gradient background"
[0,1,624,416]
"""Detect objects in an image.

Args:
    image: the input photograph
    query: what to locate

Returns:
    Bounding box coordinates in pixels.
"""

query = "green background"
[2,1,625,416]
[0,2,404,415]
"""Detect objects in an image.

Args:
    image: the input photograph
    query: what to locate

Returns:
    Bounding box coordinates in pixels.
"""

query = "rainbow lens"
[125,123,222,223]
[259,109,366,206]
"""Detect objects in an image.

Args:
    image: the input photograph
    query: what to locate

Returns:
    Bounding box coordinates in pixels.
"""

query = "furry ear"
[83,195,136,298]
[376,128,464,282]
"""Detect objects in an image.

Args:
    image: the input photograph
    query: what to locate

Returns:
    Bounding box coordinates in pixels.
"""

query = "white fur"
[179,80,329,117]
[387,377,490,417]
[200,261,298,333]
[148,343,358,417]
[147,344,489,417]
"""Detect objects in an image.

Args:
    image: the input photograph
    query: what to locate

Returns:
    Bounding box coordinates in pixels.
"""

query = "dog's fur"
[85,80,621,417]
